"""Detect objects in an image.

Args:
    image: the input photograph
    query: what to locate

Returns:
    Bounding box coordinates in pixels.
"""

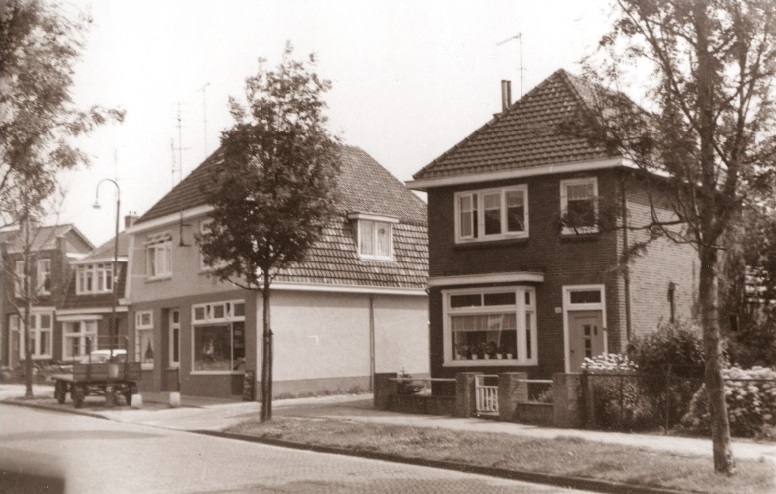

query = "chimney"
[501,80,512,112]
[124,212,139,230]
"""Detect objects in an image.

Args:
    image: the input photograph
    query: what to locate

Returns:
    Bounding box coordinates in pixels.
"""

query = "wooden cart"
[51,361,141,408]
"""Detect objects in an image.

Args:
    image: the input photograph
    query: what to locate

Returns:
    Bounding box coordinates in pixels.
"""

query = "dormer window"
[347,213,399,261]
[76,263,114,295]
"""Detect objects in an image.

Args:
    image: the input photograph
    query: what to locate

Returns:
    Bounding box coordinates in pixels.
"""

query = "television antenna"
[497,33,525,97]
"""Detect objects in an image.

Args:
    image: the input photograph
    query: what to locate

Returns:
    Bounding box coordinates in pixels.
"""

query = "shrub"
[396,368,423,395]
[727,308,776,369]
[582,354,654,430]
[682,366,776,437]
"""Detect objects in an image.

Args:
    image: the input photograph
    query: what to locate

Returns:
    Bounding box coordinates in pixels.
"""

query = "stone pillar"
[553,373,582,428]
[498,372,528,422]
[374,372,397,410]
[455,372,481,418]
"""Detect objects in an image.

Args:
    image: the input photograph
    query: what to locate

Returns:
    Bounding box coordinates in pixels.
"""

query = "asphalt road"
[0,404,591,494]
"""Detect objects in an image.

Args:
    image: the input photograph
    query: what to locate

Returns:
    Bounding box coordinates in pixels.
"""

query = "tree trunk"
[699,245,735,474]
[260,272,273,422]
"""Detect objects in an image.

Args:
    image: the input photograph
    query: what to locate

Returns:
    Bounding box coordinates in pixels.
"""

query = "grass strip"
[227,417,775,494]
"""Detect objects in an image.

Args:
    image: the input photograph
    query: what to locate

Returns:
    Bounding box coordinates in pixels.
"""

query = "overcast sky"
[56,0,614,246]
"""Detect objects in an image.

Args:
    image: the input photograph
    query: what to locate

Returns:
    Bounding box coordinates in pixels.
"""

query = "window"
[14,261,25,297]
[63,320,99,360]
[443,287,537,366]
[76,263,114,294]
[560,177,598,234]
[36,259,51,295]
[146,232,172,279]
[10,311,53,359]
[192,300,246,373]
[454,185,528,242]
[134,311,154,368]
[199,219,226,270]
[347,213,398,260]
[169,310,180,368]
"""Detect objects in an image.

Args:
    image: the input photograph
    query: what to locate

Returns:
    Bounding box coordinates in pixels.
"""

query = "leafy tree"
[0,0,124,224]
[577,0,776,474]
[199,43,340,422]
[1,0,122,398]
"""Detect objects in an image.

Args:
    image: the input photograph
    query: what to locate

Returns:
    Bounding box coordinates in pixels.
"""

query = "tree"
[1,0,123,397]
[0,0,124,225]
[578,0,776,474]
[199,43,340,422]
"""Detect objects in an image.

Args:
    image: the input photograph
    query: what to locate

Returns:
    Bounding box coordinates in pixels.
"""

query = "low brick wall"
[517,402,554,425]
[391,393,456,416]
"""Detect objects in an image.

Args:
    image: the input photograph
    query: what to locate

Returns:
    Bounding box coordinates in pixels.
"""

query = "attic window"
[347,213,399,261]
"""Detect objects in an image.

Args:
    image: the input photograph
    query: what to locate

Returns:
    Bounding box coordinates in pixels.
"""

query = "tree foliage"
[0,0,124,223]
[577,0,776,474]
[199,43,340,421]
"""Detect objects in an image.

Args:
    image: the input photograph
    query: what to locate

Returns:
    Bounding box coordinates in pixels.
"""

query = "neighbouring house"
[1,223,94,369]
[57,215,138,363]
[407,70,698,383]
[127,144,429,399]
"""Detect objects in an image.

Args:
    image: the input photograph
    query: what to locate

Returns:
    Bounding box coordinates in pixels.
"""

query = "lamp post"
[93,179,120,407]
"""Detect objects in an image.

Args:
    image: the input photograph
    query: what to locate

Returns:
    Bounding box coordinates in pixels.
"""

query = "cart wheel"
[72,385,84,409]
[55,382,66,404]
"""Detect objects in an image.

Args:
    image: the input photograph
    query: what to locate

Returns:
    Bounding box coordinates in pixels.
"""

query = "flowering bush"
[682,366,776,437]
[582,353,638,372]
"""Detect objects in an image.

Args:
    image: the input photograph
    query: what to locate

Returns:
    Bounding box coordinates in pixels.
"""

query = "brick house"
[127,144,429,399]
[407,70,698,381]
[1,224,94,369]
[56,217,137,362]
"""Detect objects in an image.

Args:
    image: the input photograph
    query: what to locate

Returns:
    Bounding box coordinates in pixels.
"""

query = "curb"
[1,398,110,420]
[194,429,692,494]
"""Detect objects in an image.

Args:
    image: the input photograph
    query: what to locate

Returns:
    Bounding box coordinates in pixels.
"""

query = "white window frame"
[134,310,154,369]
[14,260,25,297]
[347,213,399,261]
[562,284,608,373]
[62,319,100,361]
[169,310,180,369]
[454,185,529,243]
[442,286,537,367]
[11,311,54,359]
[75,263,114,295]
[145,232,172,280]
[560,177,599,234]
[36,259,51,295]
[191,300,246,375]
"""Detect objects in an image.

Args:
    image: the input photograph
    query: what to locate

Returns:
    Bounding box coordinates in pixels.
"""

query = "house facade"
[57,217,136,362]
[1,224,94,369]
[408,70,698,382]
[127,144,429,399]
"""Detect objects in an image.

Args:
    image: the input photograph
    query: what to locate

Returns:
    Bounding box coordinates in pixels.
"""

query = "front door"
[162,309,180,391]
[568,311,604,370]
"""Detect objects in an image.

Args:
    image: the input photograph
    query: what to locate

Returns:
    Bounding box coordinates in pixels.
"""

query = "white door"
[568,310,604,370]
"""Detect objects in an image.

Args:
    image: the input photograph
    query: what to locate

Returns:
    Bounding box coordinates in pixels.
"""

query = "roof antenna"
[174,103,191,247]
[497,33,525,97]
[197,83,210,158]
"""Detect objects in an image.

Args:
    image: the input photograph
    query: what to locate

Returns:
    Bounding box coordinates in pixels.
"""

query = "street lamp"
[93,179,120,406]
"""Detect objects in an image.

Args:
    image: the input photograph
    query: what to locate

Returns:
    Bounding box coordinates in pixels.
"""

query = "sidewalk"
[3,383,775,464]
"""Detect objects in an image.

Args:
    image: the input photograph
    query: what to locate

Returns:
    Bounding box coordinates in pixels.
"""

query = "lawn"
[228,417,775,494]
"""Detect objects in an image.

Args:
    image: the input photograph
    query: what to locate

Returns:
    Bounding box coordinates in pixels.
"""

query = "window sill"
[454,237,529,250]
[559,231,599,242]
[443,359,536,367]
[140,363,154,371]
[190,370,244,376]
[357,255,395,262]
[146,274,172,282]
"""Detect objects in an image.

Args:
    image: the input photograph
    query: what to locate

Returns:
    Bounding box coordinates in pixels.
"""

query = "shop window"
[192,300,246,373]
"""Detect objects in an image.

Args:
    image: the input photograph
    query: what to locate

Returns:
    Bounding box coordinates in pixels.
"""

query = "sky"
[54,0,615,247]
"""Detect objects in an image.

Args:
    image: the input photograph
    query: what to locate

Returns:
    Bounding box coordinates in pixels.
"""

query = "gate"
[475,374,499,416]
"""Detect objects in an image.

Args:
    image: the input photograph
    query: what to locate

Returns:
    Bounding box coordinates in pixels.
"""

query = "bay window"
[443,287,537,366]
[455,185,528,243]
[192,300,246,372]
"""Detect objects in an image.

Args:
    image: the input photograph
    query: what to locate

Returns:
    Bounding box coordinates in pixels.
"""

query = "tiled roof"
[412,69,616,181]
[0,224,94,253]
[82,231,131,261]
[61,264,128,310]
[136,144,428,289]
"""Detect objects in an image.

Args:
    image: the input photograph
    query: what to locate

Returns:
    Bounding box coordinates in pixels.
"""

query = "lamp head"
[92,201,101,210]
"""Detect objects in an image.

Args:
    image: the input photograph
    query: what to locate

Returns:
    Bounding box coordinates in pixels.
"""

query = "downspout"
[621,174,632,343]
[369,296,375,391]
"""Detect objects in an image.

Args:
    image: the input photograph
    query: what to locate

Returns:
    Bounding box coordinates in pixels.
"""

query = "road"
[0,404,591,494]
